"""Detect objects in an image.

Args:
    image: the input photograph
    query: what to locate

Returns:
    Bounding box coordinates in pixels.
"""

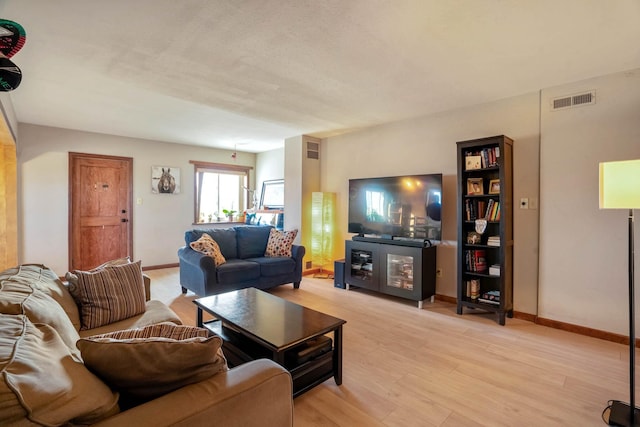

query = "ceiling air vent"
[551,90,596,111]
[307,141,319,160]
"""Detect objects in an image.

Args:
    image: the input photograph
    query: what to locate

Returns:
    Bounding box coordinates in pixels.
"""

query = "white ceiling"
[2,0,639,153]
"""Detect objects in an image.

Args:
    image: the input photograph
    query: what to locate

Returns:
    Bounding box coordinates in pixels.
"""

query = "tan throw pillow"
[190,233,226,266]
[69,260,146,330]
[0,314,119,425]
[65,256,132,288]
[265,228,298,257]
[77,323,227,400]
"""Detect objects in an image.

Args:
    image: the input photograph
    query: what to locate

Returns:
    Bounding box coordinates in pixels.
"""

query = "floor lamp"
[311,192,336,279]
[600,159,640,427]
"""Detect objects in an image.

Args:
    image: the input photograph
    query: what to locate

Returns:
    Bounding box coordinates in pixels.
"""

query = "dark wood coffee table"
[194,287,346,397]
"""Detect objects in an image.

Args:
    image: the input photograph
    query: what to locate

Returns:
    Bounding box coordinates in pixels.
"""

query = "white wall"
[321,67,640,335]
[538,69,640,334]
[17,124,256,275]
[322,93,541,314]
[255,147,284,206]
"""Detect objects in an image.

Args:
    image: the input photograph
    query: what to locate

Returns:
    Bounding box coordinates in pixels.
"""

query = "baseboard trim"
[142,263,179,271]
[535,316,640,347]
[435,293,637,347]
[435,294,456,304]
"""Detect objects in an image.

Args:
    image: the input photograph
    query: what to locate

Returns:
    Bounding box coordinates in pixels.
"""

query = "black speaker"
[334,259,346,289]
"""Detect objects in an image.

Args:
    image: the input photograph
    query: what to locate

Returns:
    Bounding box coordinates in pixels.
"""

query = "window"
[365,190,385,222]
[190,161,253,224]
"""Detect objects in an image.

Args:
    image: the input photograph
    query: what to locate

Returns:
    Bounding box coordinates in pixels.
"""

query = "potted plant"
[222,209,237,221]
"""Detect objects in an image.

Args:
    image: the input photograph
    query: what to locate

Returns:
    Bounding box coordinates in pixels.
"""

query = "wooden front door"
[69,152,133,270]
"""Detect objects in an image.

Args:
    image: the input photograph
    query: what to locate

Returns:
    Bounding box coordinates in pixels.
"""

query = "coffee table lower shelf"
[203,320,335,397]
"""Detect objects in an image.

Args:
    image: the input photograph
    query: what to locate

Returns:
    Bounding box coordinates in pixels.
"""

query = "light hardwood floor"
[146,268,628,426]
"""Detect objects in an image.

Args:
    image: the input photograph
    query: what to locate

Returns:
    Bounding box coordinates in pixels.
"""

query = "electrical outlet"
[436,268,443,278]
[520,198,529,209]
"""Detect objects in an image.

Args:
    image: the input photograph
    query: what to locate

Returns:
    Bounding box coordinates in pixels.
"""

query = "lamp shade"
[599,159,640,209]
[311,192,336,271]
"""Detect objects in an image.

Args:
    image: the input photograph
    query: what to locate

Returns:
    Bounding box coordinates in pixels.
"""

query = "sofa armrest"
[291,244,306,283]
[291,244,305,262]
[93,359,293,427]
[178,246,218,296]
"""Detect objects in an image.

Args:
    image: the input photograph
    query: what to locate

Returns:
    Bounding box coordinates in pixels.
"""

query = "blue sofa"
[178,225,305,296]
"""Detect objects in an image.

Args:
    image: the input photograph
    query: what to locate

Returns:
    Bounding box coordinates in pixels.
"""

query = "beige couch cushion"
[0,280,82,360]
[78,323,227,400]
[0,314,119,425]
[0,264,82,330]
[69,261,146,330]
[78,300,182,337]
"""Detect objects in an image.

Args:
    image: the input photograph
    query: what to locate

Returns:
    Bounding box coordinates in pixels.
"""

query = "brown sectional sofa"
[0,264,293,426]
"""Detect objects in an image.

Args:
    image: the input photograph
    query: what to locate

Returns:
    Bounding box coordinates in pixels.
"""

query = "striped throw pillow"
[77,323,227,401]
[90,322,210,340]
[69,261,146,330]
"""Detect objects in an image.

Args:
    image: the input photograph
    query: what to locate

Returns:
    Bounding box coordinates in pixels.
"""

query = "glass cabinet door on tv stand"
[380,244,435,307]
[345,240,379,291]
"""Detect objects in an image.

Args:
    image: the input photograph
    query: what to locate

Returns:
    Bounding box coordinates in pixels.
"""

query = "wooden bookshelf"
[456,135,513,325]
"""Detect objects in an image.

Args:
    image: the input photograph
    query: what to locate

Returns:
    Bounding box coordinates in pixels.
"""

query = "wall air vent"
[551,90,596,111]
[307,141,319,160]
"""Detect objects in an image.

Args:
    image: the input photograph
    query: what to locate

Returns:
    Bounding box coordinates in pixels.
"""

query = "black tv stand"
[345,239,437,308]
[352,235,431,248]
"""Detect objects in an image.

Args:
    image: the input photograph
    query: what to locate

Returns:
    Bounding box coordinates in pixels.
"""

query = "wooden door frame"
[68,152,134,271]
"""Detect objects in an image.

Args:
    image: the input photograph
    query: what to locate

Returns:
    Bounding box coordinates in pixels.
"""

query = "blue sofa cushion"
[249,257,296,277]
[216,259,260,283]
[235,226,272,259]
[185,228,237,259]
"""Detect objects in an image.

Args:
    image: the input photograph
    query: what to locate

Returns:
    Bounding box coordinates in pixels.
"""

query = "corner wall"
[322,93,541,315]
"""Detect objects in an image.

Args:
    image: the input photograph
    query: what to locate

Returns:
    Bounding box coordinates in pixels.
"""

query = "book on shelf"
[478,290,500,305]
[489,264,501,276]
[487,236,500,246]
[465,199,500,222]
[478,297,500,305]
[489,201,500,221]
[466,279,480,299]
[465,147,499,170]
[465,249,487,273]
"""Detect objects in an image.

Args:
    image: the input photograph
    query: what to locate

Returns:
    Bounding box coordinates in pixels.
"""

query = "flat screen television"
[348,173,442,241]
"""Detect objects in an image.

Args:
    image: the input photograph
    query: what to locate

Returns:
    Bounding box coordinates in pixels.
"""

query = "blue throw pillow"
[235,226,273,259]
